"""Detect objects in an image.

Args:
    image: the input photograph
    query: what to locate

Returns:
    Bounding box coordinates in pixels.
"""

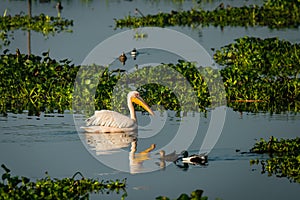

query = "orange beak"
[131,96,154,116]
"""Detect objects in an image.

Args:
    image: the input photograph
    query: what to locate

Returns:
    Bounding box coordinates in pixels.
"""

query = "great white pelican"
[82,91,154,133]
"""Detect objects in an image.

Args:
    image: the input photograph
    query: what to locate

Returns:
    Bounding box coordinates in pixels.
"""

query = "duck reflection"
[84,131,156,174]
[155,150,180,169]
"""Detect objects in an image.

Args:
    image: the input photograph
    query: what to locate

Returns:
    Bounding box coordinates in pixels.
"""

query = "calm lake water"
[1,0,300,199]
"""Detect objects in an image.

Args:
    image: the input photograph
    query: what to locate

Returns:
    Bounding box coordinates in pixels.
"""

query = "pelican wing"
[86,110,136,129]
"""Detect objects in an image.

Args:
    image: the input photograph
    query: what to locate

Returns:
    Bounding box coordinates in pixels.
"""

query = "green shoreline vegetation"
[0,13,73,48]
[0,50,78,115]
[156,189,212,200]
[1,36,299,115]
[114,0,300,29]
[1,0,299,115]
[1,164,216,200]
[0,164,127,200]
[216,37,300,114]
[250,137,300,183]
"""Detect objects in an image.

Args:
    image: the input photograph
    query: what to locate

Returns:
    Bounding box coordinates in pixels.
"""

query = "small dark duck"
[119,52,127,65]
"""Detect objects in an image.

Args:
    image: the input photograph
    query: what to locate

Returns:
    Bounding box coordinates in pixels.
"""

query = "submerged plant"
[0,164,127,199]
[250,137,300,183]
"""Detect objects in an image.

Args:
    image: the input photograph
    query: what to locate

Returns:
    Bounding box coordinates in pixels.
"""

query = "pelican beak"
[132,96,154,116]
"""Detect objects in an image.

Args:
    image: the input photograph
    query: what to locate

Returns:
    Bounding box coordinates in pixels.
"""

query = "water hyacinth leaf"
[250,137,300,183]
[1,35,300,115]
[1,164,11,173]
[0,14,73,48]
[0,166,126,199]
[115,0,300,29]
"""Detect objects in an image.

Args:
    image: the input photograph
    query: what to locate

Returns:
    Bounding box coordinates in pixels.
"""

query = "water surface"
[1,0,300,199]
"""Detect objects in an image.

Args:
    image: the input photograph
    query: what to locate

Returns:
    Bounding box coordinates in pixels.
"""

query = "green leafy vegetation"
[250,137,300,183]
[156,189,210,200]
[0,13,73,48]
[0,50,79,115]
[0,51,220,115]
[0,164,127,200]
[1,34,300,115]
[1,164,217,200]
[105,62,219,113]
[114,0,300,29]
[72,62,213,118]
[215,36,300,114]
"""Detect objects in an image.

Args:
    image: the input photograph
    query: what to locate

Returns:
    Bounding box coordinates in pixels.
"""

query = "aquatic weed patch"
[0,164,126,199]
[215,37,300,113]
[156,189,210,200]
[72,65,123,116]
[0,50,79,115]
[250,137,300,183]
[0,54,211,115]
[1,36,300,115]
[115,0,300,29]
[79,62,213,116]
[0,13,73,48]
[109,62,214,114]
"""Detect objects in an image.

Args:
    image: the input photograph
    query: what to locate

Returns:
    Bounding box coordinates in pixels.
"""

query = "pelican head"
[128,91,154,116]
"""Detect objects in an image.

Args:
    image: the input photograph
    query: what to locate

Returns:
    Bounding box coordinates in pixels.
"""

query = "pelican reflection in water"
[85,131,137,155]
[81,91,154,133]
[84,131,156,174]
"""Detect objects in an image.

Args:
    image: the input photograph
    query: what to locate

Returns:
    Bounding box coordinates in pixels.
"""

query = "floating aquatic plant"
[1,35,300,115]
[108,62,212,114]
[73,62,212,117]
[115,0,300,29]
[215,36,300,114]
[0,164,127,200]
[156,189,210,200]
[0,13,73,35]
[0,49,79,115]
[250,137,300,183]
[0,13,73,48]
